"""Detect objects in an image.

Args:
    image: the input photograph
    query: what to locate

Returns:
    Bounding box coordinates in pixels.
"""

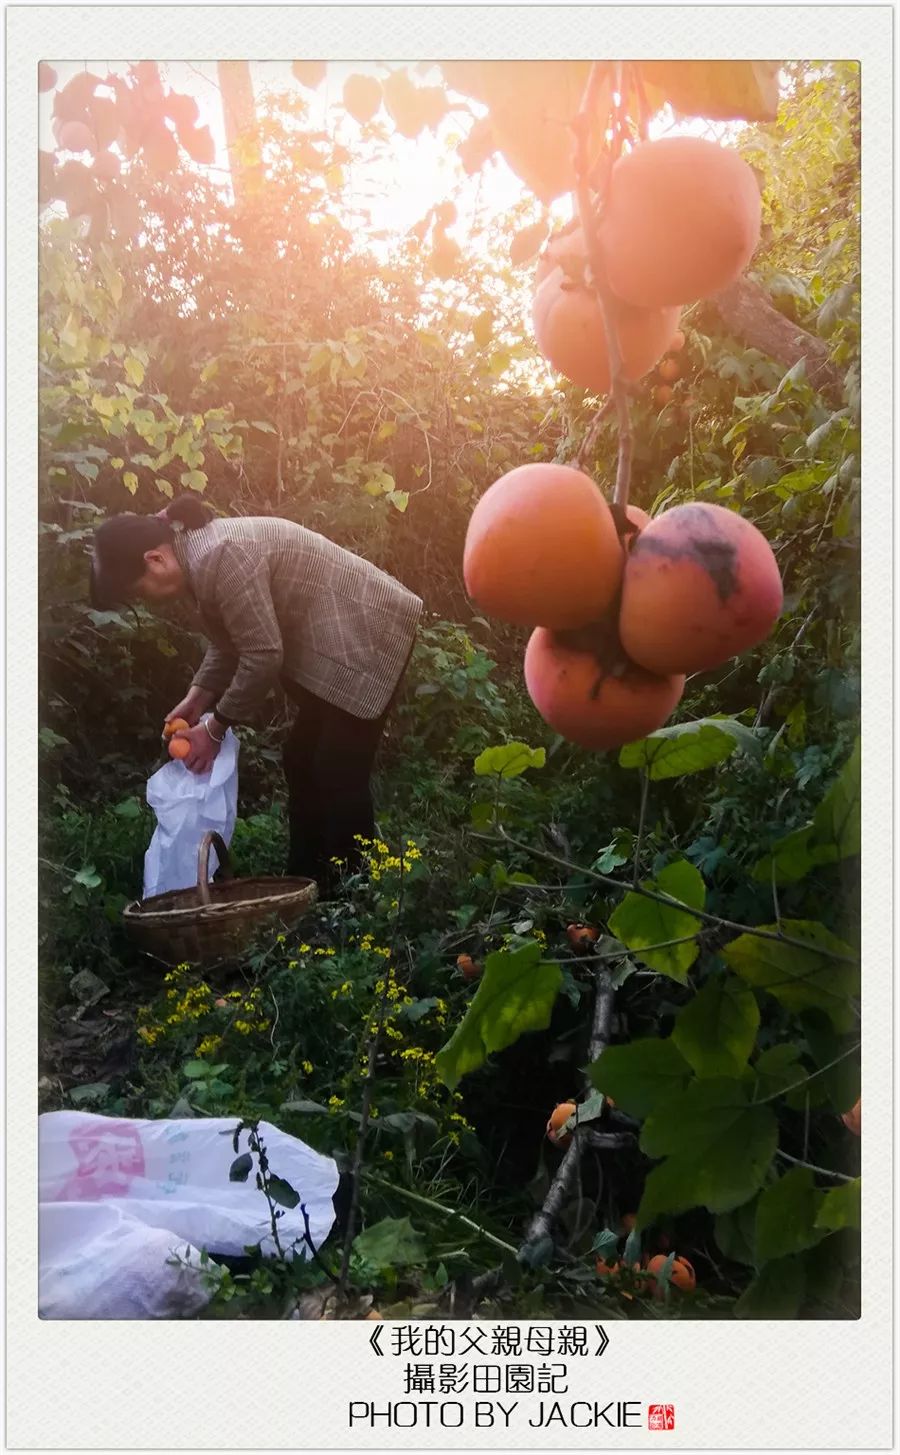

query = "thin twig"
[776,1149,856,1184]
[633,771,650,887]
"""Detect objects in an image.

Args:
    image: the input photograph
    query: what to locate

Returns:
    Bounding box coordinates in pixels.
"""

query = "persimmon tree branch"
[572,61,633,510]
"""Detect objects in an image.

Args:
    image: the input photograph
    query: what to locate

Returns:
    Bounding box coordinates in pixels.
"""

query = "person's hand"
[164,686,216,730]
[176,720,223,776]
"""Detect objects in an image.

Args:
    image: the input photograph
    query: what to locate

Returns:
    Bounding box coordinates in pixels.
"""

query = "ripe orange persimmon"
[524,628,685,752]
[168,736,191,760]
[618,502,783,675]
[658,357,681,383]
[39,62,58,93]
[533,267,680,395]
[463,463,625,630]
[841,1098,861,1136]
[546,1100,577,1146]
[566,923,599,950]
[595,1257,620,1277]
[457,953,482,982]
[92,149,121,180]
[645,1253,696,1297]
[163,717,190,737]
[600,137,762,308]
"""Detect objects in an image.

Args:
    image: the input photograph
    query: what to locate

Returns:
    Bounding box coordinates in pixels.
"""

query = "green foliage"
[435,942,563,1090]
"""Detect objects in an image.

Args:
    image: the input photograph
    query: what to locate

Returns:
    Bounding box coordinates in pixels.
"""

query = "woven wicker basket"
[123,831,317,968]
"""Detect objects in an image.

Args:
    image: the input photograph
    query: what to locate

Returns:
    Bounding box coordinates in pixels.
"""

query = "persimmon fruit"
[92,149,121,180]
[39,62,58,92]
[618,502,783,675]
[566,922,600,950]
[524,628,685,751]
[58,120,95,153]
[595,1257,620,1277]
[645,1253,696,1297]
[600,136,762,308]
[532,266,681,395]
[463,463,625,629]
[546,1100,577,1146]
[841,1098,861,1136]
[658,357,681,383]
[168,736,191,760]
[163,717,190,737]
[457,953,482,982]
[343,73,382,124]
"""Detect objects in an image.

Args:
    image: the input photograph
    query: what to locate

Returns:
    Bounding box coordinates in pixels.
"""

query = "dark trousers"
[281,680,390,891]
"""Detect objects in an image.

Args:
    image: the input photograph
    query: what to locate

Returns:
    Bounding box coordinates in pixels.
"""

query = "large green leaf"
[672,977,760,1079]
[589,1037,692,1118]
[473,742,546,779]
[435,942,562,1090]
[734,1256,806,1319]
[749,1043,805,1100]
[618,718,759,780]
[721,921,858,1032]
[755,1168,827,1261]
[353,1216,425,1271]
[608,859,704,982]
[714,1198,758,1267]
[754,739,860,884]
[640,61,781,123]
[815,1178,861,1232]
[637,1078,778,1223]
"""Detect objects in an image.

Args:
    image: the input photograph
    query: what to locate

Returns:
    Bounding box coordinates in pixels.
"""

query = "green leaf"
[812,738,860,858]
[638,1078,778,1223]
[734,1256,806,1319]
[488,350,510,376]
[124,354,145,387]
[608,858,704,981]
[473,742,546,779]
[435,942,562,1090]
[618,718,759,779]
[672,977,760,1079]
[73,865,102,889]
[640,60,780,123]
[750,1043,805,1100]
[281,1099,329,1114]
[589,1037,692,1118]
[251,419,277,434]
[155,477,174,499]
[229,1153,253,1182]
[200,359,219,383]
[472,309,493,348]
[509,221,548,267]
[267,1175,300,1209]
[815,1178,860,1232]
[387,489,409,513]
[752,824,838,887]
[353,1215,425,1271]
[721,921,858,1032]
[113,797,142,819]
[179,469,208,493]
[714,1197,758,1266]
[122,470,138,495]
[755,1168,827,1261]
[182,1060,209,1079]
[801,1011,860,1116]
[69,1082,111,1107]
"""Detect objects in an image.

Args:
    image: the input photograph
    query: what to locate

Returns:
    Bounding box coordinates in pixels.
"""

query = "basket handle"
[197,831,234,905]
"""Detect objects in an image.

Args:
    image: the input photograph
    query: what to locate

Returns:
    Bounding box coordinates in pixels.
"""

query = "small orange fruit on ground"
[463,463,625,629]
[654,384,674,408]
[524,628,685,751]
[645,1254,696,1297]
[533,266,681,395]
[658,357,681,383]
[457,953,482,982]
[546,1100,577,1146]
[600,136,762,307]
[566,922,599,950]
[618,502,783,675]
[164,717,191,737]
[168,735,191,760]
[841,1098,861,1136]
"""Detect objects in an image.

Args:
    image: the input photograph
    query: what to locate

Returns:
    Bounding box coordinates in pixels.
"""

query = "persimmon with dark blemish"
[524,627,685,751]
[618,502,783,675]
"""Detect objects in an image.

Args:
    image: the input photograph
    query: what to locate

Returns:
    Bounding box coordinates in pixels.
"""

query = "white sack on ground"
[39,1112,340,1319]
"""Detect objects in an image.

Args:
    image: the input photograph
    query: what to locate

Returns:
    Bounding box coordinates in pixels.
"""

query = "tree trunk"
[711,276,844,405]
[217,60,259,209]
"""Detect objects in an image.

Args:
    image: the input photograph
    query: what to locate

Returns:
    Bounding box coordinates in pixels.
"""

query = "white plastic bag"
[143,726,239,898]
[39,1112,341,1319]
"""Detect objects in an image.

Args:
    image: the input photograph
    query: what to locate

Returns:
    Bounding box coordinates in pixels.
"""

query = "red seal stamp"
[648,1404,675,1430]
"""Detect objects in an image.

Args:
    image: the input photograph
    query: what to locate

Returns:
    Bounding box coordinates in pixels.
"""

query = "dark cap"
[89,512,172,609]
